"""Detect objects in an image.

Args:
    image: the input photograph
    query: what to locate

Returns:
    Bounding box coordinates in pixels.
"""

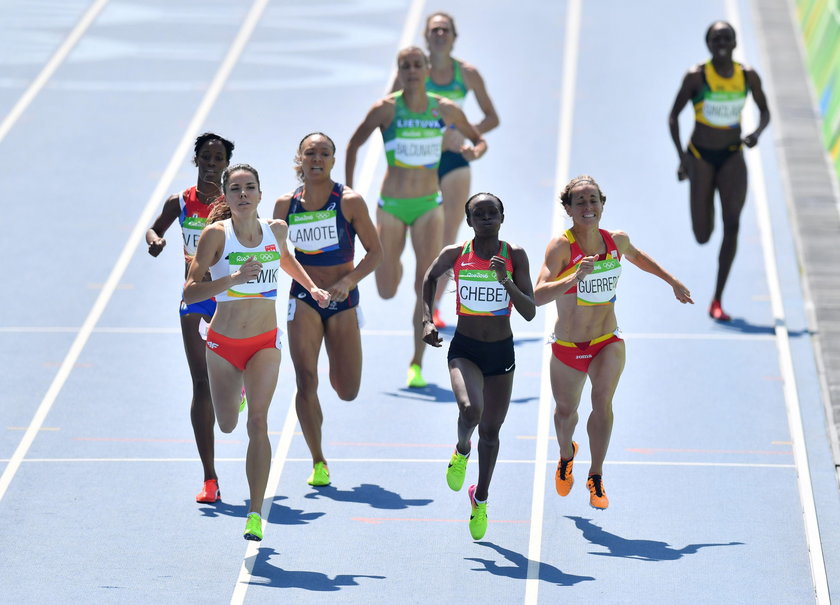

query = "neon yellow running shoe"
[407,363,427,388]
[243,512,263,541]
[307,461,330,486]
[446,445,470,491]
[239,387,247,413]
[468,484,488,540]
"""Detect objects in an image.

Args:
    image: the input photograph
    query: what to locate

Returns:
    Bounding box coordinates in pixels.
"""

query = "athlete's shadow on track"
[465,541,594,586]
[246,547,385,591]
[197,496,325,525]
[304,484,433,509]
[713,317,811,337]
[566,516,743,561]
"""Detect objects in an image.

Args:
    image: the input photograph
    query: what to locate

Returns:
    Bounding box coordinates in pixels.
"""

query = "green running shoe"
[446,445,470,491]
[468,484,487,540]
[406,364,427,388]
[243,512,263,541]
[239,387,247,413]
[307,461,330,486]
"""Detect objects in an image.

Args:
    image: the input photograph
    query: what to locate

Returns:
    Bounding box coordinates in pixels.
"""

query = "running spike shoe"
[468,484,488,540]
[307,461,331,486]
[587,474,609,510]
[196,479,220,503]
[407,364,427,388]
[555,441,579,497]
[243,512,263,541]
[446,445,470,491]
[709,300,732,322]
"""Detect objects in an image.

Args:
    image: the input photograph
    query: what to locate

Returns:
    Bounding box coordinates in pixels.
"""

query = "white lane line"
[0,0,270,505]
[10,457,795,469]
[524,0,580,602]
[0,0,110,145]
[728,1,829,602]
[353,0,426,202]
[230,397,298,605]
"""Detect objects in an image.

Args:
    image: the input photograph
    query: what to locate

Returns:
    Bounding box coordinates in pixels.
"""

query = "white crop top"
[209,218,281,301]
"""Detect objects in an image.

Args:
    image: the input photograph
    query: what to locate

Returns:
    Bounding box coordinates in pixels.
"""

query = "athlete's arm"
[272,193,292,221]
[498,245,536,321]
[327,188,383,302]
[534,236,577,306]
[668,68,702,181]
[462,62,499,134]
[183,224,260,303]
[272,220,330,307]
[438,98,487,161]
[146,194,180,257]
[421,245,461,346]
[743,68,771,147]
[613,231,693,304]
[345,99,392,188]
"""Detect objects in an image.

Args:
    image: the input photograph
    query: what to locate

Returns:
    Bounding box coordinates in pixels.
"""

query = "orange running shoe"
[555,441,578,496]
[708,300,731,322]
[196,479,220,503]
[432,308,446,329]
[587,474,609,509]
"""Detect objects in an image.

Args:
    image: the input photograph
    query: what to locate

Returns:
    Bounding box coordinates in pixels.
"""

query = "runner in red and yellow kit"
[535,176,693,510]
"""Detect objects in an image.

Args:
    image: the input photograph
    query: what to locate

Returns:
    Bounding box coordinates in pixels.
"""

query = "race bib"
[182,216,207,257]
[577,258,621,306]
[702,91,746,127]
[458,269,510,315]
[227,250,280,298]
[288,210,339,254]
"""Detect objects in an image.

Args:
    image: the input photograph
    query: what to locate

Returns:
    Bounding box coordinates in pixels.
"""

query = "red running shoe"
[708,300,731,322]
[432,308,446,329]
[196,479,220,503]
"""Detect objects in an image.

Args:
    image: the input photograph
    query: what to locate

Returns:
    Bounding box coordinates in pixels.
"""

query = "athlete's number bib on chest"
[702,91,746,127]
[182,216,207,256]
[227,251,280,297]
[288,211,339,254]
[577,259,621,306]
[458,269,510,315]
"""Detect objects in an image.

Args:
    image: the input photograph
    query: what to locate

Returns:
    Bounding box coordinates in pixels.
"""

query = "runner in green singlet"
[346,46,487,389]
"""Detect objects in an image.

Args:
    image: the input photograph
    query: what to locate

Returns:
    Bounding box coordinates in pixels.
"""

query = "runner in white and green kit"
[346,46,487,388]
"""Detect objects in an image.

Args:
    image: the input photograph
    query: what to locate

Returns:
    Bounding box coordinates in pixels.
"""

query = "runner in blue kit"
[421,192,535,540]
[274,132,382,487]
[184,164,329,541]
[534,176,693,510]
[145,132,233,504]
[346,46,487,389]
[668,21,770,321]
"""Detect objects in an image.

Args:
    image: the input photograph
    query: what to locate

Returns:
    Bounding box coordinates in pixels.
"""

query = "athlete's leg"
[713,151,748,302]
[181,312,216,481]
[288,301,327,465]
[409,205,444,367]
[435,166,471,308]
[323,308,363,401]
[242,346,281,515]
[686,153,717,244]
[473,372,514,502]
[448,357,485,456]
[206,349,245,434]
[375,207,407,299]
[585,340,626,476]
[549,355,588,459]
